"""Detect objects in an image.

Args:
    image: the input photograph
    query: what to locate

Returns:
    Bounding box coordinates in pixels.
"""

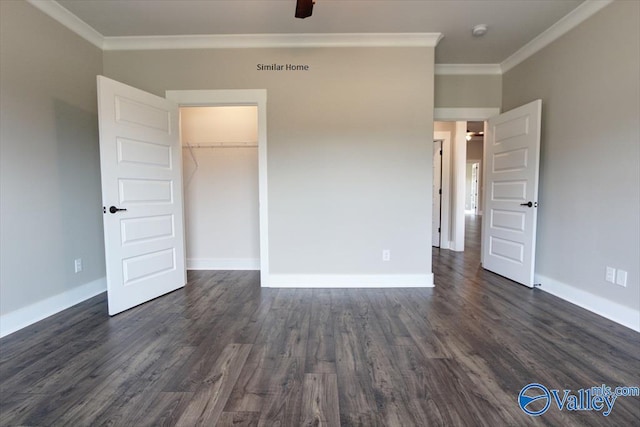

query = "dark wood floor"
[1,216,639,426]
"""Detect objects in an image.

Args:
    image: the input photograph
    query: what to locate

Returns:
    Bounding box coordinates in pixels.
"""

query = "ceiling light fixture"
[471,24,488,37]
[466,131,484,141]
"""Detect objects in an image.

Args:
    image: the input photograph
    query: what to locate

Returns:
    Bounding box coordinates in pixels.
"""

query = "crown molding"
[102,32,443,51]
[27,2,442,51]
[435,64,502,75]
[501,0,614,73]
[26,0,104,49]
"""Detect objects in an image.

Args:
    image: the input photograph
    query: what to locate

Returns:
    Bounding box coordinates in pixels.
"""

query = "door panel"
[98,76,185,315]
[121,215,175,247]
[491,180,527,201]
[118,179,173,204]
[117,138,172,168]
[493,148,528,171]
[490,210,525,232]
[482,100,541,287]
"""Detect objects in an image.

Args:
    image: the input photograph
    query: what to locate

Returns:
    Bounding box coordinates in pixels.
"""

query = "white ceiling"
[53,0,587,64]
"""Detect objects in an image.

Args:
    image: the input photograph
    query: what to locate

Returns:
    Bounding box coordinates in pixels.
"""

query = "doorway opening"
[465,162,480,215]
[433,119,486,254]
[465,120,485,220]
[180,106,260,270]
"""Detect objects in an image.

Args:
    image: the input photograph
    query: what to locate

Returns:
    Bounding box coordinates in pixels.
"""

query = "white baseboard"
[0,277,107,338]
[266,273,434,288]
[187,258,260,270]
[535,274,640,333]
[438,241,452,250]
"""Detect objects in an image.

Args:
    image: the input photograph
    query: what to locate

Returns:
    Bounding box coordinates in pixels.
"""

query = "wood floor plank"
[332,291,404,426]
[218,411,260,426]
[255,356,305,426]
[222,344,280,413]
[0,294,107,365]
[300,373,341,427]
[341,291,431,426]
[305,289,337,374]
[41,325,185,426]
[88,345,197,426]
[0,392,44,427]
[175,343,252,426]
[123,391,195,427]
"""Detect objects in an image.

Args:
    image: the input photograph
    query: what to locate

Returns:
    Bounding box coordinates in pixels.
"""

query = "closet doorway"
[180,106,260,271]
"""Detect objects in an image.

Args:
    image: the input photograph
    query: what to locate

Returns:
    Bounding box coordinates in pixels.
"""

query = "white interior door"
[482,99,541,287]
[432,140,442,247]
[97,76,186,315]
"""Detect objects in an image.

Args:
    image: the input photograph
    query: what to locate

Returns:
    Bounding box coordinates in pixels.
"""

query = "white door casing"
[482,99,542,287]
[433,131,451,250]
[165,89,269,286]
[97,76,186,315]
[432,140,442,247]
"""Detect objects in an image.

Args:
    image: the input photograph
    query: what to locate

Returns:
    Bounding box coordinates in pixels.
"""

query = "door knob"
[520,201,538,208]
[109,206,127,214]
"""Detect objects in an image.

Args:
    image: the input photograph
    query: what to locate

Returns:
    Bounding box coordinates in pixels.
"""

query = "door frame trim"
[432,139,443,248]
[166,89,270,286]
[433,132,452,249]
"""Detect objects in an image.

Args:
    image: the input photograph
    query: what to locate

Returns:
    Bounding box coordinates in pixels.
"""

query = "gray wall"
[0,1,104,315]
[502,0,640,311]
[435,74,501,108]
[466,139,483,160]
[104,47,435,276]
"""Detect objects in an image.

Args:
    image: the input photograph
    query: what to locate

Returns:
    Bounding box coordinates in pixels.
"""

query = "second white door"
[482,99,542,287]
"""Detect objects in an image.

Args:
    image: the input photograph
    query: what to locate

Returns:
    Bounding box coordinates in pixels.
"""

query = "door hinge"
[440,149,443,155]
[439,189,442,195]
[438,227,441,233]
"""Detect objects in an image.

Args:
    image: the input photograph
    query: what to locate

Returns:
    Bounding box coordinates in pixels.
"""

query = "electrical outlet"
[74,258,83,273]
[616,270,628,287]
[382,250,391,262]
[605,266,616,283]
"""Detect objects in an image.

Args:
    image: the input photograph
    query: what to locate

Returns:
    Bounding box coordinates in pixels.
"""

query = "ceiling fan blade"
[295,0,314,19]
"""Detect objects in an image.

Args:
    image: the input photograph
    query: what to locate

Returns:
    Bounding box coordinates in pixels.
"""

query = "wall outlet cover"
[605,266,616,283]
[74,258,83,273]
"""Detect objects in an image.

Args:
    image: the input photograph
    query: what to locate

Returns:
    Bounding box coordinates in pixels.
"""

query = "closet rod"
[183,142,258,148]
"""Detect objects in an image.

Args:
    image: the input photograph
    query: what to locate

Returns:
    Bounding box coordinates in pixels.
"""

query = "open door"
[97,76,186,315]
[482,99,541,287]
